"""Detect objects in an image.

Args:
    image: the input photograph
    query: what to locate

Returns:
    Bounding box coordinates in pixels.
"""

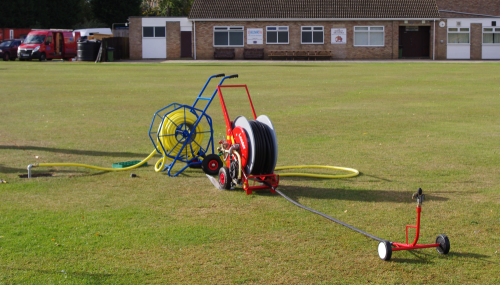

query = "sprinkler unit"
[377,188,450,261]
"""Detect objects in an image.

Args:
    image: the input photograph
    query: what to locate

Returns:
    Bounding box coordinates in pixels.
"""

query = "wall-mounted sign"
[405,26,419,32]
[331,28,346,44]
[247,28,263,44]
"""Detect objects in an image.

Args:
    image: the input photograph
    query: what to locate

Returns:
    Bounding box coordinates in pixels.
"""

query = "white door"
[142,26,166,59]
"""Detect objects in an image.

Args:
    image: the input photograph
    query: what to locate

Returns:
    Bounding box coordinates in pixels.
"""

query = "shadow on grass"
[266,184,449,203]
[0,145,152,158]
[391,251,496,264]
[0,266,114,283]
[448,252,497,264]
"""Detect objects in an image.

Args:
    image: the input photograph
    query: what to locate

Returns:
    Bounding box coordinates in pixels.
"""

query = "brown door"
[399,26,430,58]
[181,31,192,58]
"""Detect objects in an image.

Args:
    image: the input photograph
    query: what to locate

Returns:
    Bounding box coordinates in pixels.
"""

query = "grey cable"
[266,182,389,243]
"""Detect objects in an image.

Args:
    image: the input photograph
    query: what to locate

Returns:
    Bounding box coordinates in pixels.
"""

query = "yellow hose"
[32,110,205,173]
[36,150,156,171]
[31,110,358,179]
[275,165,359,179]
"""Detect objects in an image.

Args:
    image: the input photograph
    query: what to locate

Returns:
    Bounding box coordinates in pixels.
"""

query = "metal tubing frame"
[148,74,229,177]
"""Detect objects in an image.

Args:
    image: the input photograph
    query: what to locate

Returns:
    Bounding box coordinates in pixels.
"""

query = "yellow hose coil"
[275,165,359,179]
[35,110,204,173]
[155,110,204,172]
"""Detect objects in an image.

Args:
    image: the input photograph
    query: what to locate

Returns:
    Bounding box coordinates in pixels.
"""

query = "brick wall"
[129,17,142,59]
[194,20,441,60]
[435,19,448,60]
[470,23,483,59]
[166,22,181,59]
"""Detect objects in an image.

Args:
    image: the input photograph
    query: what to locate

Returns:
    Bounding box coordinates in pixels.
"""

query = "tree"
[91,0,142,27]
[141,0,193,17]
[0,0,85,29]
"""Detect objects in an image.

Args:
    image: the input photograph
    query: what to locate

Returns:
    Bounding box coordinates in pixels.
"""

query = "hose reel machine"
[212,83,279,194]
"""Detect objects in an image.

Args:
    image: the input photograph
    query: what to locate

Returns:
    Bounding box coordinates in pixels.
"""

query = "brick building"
[188,0,440,60]
[436,0,500,59]
[128,0,500,60]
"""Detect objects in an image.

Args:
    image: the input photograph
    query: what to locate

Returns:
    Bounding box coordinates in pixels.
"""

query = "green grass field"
[1,61,499,284]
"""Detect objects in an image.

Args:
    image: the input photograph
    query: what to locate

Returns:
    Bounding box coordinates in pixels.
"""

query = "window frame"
[142,26,166,38]
[482,27,500,45]
[301,26,324,44]
[353,26,385,47]
[213,26,244,47]
[447,27,470,45]
[266,26,289,44]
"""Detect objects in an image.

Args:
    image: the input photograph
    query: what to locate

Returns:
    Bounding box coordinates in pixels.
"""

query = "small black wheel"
[218,167,231,190]
[3,53,10,61]
[378,241,392,261]
[40,53,46,61]
[201,154,223,176]
[436,234,450,254]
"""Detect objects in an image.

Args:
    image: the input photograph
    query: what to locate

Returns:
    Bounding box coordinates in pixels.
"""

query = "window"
[213,26,244,47]
[143,26,166,38]
[483,27,500,44]
[448,27,469,44]
[354,26,384,46]
[301,26,324,44]
[266,26,289,44]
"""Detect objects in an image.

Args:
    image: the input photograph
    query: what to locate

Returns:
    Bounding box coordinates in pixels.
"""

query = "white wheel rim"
[378,242,387,259]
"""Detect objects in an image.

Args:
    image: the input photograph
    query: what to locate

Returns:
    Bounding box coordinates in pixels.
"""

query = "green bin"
[107,47,115,62]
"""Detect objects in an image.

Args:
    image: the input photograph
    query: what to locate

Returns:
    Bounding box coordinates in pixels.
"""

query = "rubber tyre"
[3,53,9,61]
[40,53,46,61]
[436,234,450,254]
[201,154,223,176]
[378,241,392,261]
[218,167,231,190]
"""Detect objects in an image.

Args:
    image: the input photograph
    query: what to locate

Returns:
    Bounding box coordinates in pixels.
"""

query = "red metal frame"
[391,206,440,251]
[217,84,279,195]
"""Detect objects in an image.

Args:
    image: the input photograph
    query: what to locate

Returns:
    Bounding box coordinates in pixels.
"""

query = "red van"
[18,30,81,61]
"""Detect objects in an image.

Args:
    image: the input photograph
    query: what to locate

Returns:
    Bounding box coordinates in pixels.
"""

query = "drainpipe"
[433,20,436,60]
[193,20,196,60]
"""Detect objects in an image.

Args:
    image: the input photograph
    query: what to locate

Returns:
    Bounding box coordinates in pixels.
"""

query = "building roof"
[189,0,440,19]
[436,0,500,18]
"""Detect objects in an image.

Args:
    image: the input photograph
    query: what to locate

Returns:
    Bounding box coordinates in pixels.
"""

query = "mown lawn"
[0,61,499,284]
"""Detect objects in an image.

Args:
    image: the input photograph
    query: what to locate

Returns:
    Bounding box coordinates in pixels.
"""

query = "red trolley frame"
[217,84,279,195]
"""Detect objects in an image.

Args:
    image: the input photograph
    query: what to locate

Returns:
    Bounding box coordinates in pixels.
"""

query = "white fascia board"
[189,18,440,22]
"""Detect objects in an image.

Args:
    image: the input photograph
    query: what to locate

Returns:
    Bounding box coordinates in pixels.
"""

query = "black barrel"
[77,41,101,61]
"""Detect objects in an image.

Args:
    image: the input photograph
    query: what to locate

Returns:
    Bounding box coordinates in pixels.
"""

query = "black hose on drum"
[249,120,275,175]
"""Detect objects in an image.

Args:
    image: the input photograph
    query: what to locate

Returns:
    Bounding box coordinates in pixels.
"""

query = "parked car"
[0,39,22,61]
[18,30,80,61]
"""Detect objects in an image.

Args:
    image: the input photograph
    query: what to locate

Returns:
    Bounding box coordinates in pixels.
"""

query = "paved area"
[110,59,499,64]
